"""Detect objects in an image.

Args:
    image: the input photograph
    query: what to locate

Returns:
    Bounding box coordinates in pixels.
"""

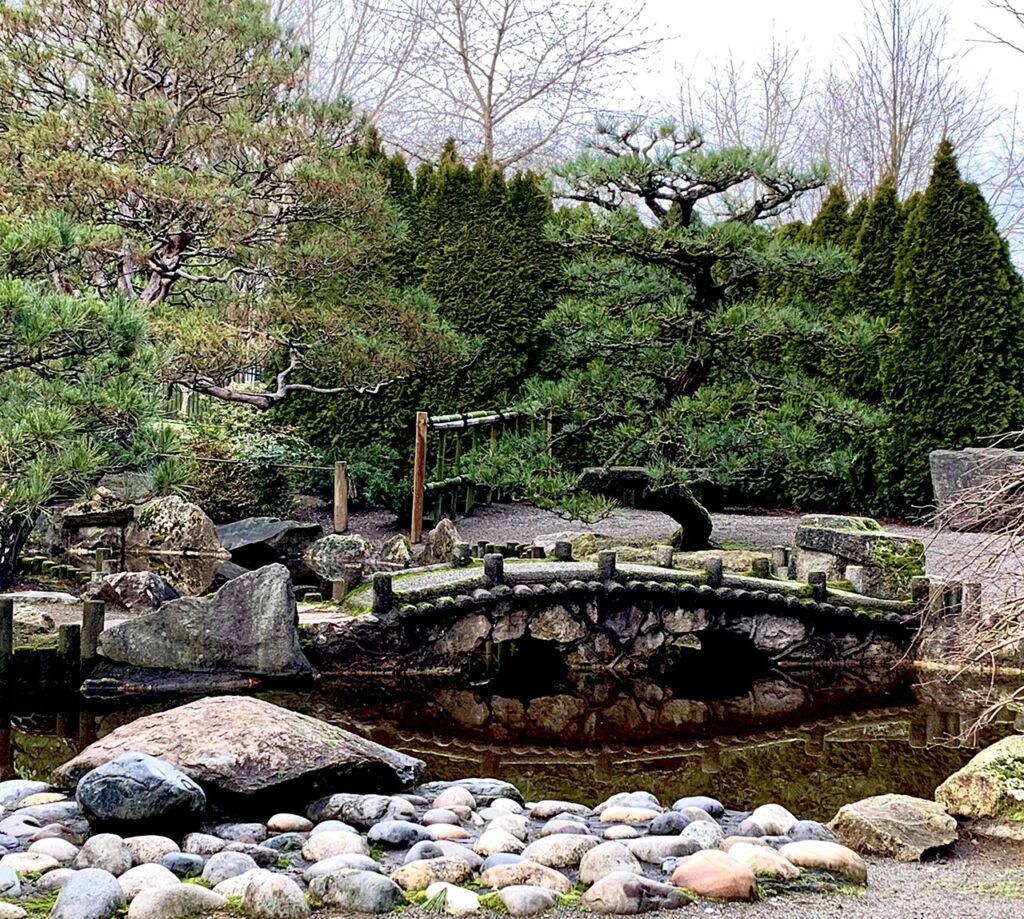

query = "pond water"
[2,663,1018,822]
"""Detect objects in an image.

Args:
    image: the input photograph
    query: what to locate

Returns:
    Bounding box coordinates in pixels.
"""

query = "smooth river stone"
[433,787,477,811]
[627,836,699,864]
[672,796,725,817]
[428,825,469,840]
[670,850,758,901]
[579,842,643,885]
[242,871,310,919]
[750,804,798,836]
[582,871,691,914]
[125,836,179,866]
[302,854,383,879]
[594,792,660,815]
[423,808,461,826]
[474,829,526,856]
[539,819,591,837]
[1,852,61,874]
[778,841,868,883]
[28,838,78,861]
[529,800,590,820]
[727,843,800,880]
[598,807,661,825]
[367,820,432,848]
[301,830,369,862]
[424,881,480,916]
[390,856,474,890]
[488,814,530,841]
[520,834,601,869]
[127,884,227,919]
[480,860,572,893]
[117,864,181,901]
[498,885,559,916]
[603,826,639,840]
[267,814,313,834]
[308,869,406,914]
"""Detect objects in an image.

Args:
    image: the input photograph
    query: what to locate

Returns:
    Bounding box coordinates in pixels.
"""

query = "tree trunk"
[0,515,35,591]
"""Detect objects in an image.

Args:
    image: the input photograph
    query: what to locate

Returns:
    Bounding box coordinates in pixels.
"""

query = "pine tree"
[880,140,1024,511]
[473,123,881,544]
[0,217,172,586]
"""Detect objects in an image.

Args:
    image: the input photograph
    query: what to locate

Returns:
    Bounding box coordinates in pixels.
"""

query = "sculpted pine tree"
[0,0,467,409]
[473,123,883,546]
[880,140,1024,511]
[0,218,170,586]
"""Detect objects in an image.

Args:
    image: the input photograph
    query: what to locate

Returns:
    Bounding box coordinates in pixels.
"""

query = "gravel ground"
[371,837,1024,919]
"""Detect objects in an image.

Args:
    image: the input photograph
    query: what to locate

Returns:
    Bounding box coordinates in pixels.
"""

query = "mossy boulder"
[935,735,1024,818]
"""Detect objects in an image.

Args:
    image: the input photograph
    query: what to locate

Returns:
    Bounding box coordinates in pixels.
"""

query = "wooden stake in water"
[411,411,428,544]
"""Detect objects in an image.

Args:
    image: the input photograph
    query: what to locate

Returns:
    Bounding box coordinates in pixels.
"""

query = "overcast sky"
[623,0,1022,113]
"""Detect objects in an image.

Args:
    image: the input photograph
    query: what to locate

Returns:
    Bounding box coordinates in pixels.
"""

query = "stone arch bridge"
[304,554,917,676]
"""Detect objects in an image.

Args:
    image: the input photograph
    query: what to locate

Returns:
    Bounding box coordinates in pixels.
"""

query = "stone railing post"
[553,541,573,562]
[807,571,827,603]
[654,545,674,569]
[752,557,771,578]
[771,546,788,577]
[452,543,472,567]
[484,553,504,588]
[372,573,393,614]
[910,576,931,605]
[704,557,723,588]
[598,550,617,581]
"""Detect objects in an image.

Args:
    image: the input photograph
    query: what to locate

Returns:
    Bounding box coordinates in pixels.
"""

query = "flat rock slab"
[217,518,323,557]
[53,696,425,799]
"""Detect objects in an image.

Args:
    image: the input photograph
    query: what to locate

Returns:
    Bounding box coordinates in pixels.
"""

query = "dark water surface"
[2,663,1017,823]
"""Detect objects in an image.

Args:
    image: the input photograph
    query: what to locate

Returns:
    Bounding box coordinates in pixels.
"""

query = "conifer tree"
[849,178,904,321]
[880,140,1024,510]
[465,122,881,545]
[0,217,172,586]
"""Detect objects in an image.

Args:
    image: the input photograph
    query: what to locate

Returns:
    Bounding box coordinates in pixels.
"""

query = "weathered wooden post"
[58,624,81,686]
[0,598,12,684]
[411,412,428,544]
[81,600,105,672]
[333,461,349,534]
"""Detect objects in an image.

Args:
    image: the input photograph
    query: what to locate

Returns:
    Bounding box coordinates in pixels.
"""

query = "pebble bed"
[0,772,873,919]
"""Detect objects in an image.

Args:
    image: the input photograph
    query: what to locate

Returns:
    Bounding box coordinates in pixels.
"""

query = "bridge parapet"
[306,553,918,676]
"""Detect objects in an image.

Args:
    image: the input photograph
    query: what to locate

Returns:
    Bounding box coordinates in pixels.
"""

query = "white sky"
[624,0,1022,112]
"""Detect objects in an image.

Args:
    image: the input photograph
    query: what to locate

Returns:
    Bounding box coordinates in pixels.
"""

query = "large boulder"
[75,753,206,831]
[828,794,957,861]
[218,518,324,568]
[936,735,1024,818]
[53,696,425,802]
[96,564,313,677]
[91,573,179,615]
[931,448,1024,531]
[305,534,372,581]
[422,520,461,565]
[128,496,223,556]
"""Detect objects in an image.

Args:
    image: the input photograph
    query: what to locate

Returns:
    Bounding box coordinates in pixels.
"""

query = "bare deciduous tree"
[274,0,657,167]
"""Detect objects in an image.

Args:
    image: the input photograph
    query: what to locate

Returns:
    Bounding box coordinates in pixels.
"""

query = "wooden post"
[0,598,12,684]
[58,624,81,687]
[81,600,105,671]
[411,412,428,544]
[333,461,349,534]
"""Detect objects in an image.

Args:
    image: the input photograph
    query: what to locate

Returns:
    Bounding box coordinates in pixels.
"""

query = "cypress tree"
[880,140,1024,511]
[848,177,904,321]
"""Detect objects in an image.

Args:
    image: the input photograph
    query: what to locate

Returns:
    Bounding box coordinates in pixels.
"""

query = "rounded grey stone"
[201,851,259,886]
[366,820,432,848]
[161,853,204,878]
[51,868,126,919]
[309,869,405,913]
[404,842,445,863]
[76,754,205,830]
[648,812,690,835]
